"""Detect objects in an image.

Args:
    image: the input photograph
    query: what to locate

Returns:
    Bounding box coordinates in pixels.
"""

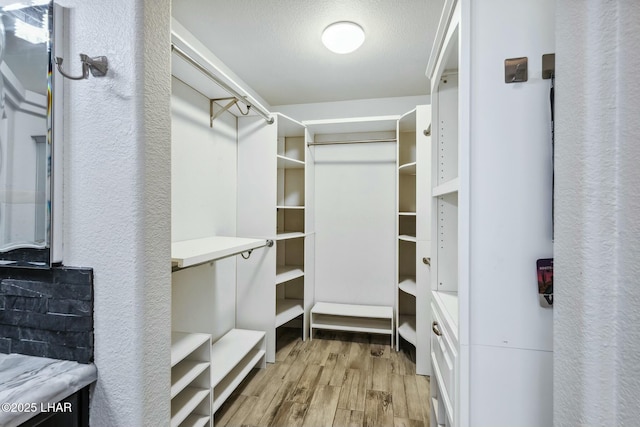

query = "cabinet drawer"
[431,302,456,415]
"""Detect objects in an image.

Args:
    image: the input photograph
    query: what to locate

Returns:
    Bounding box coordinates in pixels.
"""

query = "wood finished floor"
[214,329,431,427]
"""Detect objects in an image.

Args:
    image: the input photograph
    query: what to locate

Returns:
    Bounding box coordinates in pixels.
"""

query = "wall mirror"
[0,0,53,267]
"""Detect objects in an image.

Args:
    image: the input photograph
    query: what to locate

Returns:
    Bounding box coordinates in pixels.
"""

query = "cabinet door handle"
[432,321,442,336]
[423,257,431,266]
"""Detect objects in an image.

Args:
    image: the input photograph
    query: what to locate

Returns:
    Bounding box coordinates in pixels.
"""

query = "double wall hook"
[55,54,109,80]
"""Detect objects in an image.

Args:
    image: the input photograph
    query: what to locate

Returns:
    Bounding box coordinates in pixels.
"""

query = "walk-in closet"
[169,1,555,426]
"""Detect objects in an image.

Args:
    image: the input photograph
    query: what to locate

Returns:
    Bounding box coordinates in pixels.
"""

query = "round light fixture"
[322,21,365,54]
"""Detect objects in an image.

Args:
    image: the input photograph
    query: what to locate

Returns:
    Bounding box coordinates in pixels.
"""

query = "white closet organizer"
[396,106,432,376]
[171,238,267,422]
[428,2,460,426]
[304,116,398,345]
[275,120,306,330]
[171,332,212,427]
[237,113,315,363]
[427,1,555,425]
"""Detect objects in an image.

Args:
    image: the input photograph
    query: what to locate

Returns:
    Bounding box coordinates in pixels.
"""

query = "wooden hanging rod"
[171,43,274,125]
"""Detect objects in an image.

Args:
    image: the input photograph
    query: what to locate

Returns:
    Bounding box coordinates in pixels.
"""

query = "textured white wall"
[555,2,640,425]
[59,0,171,426]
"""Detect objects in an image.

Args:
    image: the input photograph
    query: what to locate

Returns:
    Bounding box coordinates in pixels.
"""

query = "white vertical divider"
[236,115,277,362]
[415,104,432,376]
[304,128,316,340]
[394,119,400,351]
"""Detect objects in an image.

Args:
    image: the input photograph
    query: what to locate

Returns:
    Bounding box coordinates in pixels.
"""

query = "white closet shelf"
[180,414,210,427]
[399,234,417,243]
[171,360,209,399]
[171,332,211,367]
[399,162,417,175]
[213,348,265,413]
[311,302,393,319]
[277,155,305,169]
[303,115,400,134]
[398,315,417,346]
[432,178,459,197]
[275,265,304,284]
[172,236,266,268]
[311,315,393,336]
[398,212,417,216]
[432,290,459,334]
[170,386,210,427]
[275,298,304,327]
[211,329,265,388]
[275,231,305,241]
[276,205,305,210]
[398,276,417,296]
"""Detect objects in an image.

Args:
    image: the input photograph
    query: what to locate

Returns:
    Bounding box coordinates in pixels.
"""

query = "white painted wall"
[466,0,554,425]
[314,139,396,306]
[274,95,429,122]
[171,77,239,343]
[171,77,238,241]
[59,1,171,426]
[554,2,640,425]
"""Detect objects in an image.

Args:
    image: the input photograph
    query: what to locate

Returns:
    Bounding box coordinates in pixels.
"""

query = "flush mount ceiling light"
[322,21,365,54]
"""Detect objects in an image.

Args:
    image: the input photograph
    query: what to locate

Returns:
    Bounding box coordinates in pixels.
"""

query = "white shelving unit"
[237,112,315,363]
[427,2,555,425]
[304,114,398,353]
[428,2,460,425]
[396,106,432,376]
[171,243,268,420]
[275,114,308,339]
[171,332,212,427]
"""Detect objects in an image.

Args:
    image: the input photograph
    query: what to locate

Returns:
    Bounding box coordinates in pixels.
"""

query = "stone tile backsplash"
[0,266,93,363]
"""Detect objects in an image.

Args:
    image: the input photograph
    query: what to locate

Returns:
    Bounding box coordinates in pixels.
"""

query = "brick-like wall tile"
[48,299,92,316]
[0,266,93,363]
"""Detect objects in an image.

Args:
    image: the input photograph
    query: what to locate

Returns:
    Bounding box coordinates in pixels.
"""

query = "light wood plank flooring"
[215,329,431,427]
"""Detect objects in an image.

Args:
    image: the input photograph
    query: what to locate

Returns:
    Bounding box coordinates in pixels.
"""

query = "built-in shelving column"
[396,106,432,376]
[427,2,460,426]
[237,113,313,362]
[397,109,418,354]
[275,115,307,338]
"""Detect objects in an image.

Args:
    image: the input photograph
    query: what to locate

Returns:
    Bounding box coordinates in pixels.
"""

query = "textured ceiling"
[172,0,444,106]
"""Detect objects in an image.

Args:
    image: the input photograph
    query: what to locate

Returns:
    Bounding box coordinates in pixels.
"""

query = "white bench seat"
[310,302,394,347]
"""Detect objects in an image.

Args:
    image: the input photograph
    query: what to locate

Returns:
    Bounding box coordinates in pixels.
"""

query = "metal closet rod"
[307,138,397,146]
[171,43,275,125]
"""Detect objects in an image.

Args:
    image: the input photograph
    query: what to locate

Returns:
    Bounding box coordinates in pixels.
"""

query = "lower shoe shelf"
[211,329,266,413]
